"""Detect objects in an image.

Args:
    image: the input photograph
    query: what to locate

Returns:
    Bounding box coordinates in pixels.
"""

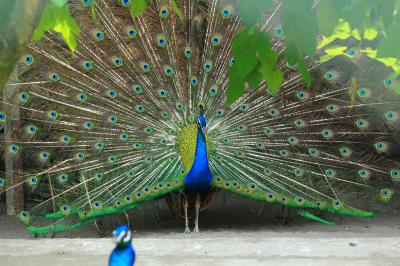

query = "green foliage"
[228,0,317,104]
[33,2,80,52]
[377,13,400,58]
[129,0,148,18]
[238,0,273,26]
[51,0,68,7]
[228,0,400,105]
[315,0,338,36]
[228,28,284,104]
[282,0,315,87]
[285,42,311,87]
[282,0,316,57]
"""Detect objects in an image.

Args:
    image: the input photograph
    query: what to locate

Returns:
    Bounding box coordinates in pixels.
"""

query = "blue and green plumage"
[109,225,135,266]
[1,0,400,235]
[184,115,213,192]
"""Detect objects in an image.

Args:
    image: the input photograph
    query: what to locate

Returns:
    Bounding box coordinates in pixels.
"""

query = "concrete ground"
[1,193,400,265]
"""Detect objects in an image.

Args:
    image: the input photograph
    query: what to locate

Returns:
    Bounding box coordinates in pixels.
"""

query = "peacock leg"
[194,193,201,233]
[184,195,191,233]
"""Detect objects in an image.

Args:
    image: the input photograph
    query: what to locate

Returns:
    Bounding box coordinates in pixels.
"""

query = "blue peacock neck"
[183,126,213,192]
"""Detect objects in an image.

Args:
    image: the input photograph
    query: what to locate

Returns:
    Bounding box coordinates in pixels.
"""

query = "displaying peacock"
[1,0,400,235]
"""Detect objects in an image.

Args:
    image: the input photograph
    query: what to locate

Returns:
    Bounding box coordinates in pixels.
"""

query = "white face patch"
[122,230,132,243]
[113,229,131,244]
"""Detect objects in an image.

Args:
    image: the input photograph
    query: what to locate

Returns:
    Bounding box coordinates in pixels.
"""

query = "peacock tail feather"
[1,0,400,234]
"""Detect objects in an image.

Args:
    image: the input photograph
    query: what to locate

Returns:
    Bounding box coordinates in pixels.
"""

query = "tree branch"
[0,0,50,92]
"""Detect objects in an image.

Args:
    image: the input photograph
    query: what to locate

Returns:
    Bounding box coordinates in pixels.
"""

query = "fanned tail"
[209,55,400,217]
[1,0,400,234]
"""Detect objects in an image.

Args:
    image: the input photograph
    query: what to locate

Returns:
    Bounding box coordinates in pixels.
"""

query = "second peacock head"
[112,225,132,248]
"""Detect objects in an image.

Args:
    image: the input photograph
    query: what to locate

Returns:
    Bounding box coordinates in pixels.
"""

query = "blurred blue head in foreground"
[109,225,135,266]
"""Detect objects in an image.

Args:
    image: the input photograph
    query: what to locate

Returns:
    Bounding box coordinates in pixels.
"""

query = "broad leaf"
[232,28,260,80]
[377,14,400,58]
[282,0,317,56]
[316,0,339,36]
[286,42,311,87]
[246,65,263,89]
[51,0,68,7]
[129,0,148,18]
[238,0,273,26]
[227,66,246,105]
[33,4,80,52]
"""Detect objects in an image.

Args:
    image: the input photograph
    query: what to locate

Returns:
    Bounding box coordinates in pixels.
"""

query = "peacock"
[1,0,400,235]
[109,225,135,266]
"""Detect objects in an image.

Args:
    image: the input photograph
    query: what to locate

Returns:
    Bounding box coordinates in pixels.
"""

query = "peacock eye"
[324,71,334,80]
[112,57,123,67]
[159,5,169,18]
[140,61,151,72]
[184,46,192,59]
[126,27,137,39]
[22,54,34,65]
[156,34,167,47]
[92,30,104,41]
[81,60,93,71]
[203,60,213,72]
[82,0,92,6]
[121,0,131,7]
[385,79,393,88]
[211,34,222,46]
[221,5,233,18]
[274,26,283,36]
[164,66,174,76]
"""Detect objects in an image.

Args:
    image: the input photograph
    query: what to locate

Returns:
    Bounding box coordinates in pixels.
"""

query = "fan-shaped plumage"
[1,0,400,234]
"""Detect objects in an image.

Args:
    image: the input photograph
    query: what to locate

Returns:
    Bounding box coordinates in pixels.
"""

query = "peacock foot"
[193,227,200,233]
[184,227,191,234]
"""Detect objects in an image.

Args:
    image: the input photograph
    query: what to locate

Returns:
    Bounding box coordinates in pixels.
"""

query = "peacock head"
[197,115,207,136]
[112,225,132,248]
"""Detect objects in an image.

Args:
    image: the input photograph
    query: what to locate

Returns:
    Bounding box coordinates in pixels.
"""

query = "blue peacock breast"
[177,124,213,192]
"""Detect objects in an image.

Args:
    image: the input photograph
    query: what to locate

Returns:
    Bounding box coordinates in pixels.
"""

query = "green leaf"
[363,28,378,40]
[264,69,284,96]
[377,14,400,58]
[229,28,276,103]
[232,28,260,80]
[285,42,311,87]
[258,45,283,95]
[227,66,246,105]
[316,0,339,36]
[297,59,311,87]
[340,0,371,30]
[51,0,68,7]
[246,65,263,88]
[129,0,148,18]
[317,20,352,48]
[325,45,347,56]
[33,4,80,52]
[172,0,184,22]
[282,0,317,56]
[238,0,273,26]
[319,45,347,63]
[378,0,395,28]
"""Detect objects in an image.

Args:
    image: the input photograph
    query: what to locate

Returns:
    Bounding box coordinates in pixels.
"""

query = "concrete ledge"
[1,235,400,266]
